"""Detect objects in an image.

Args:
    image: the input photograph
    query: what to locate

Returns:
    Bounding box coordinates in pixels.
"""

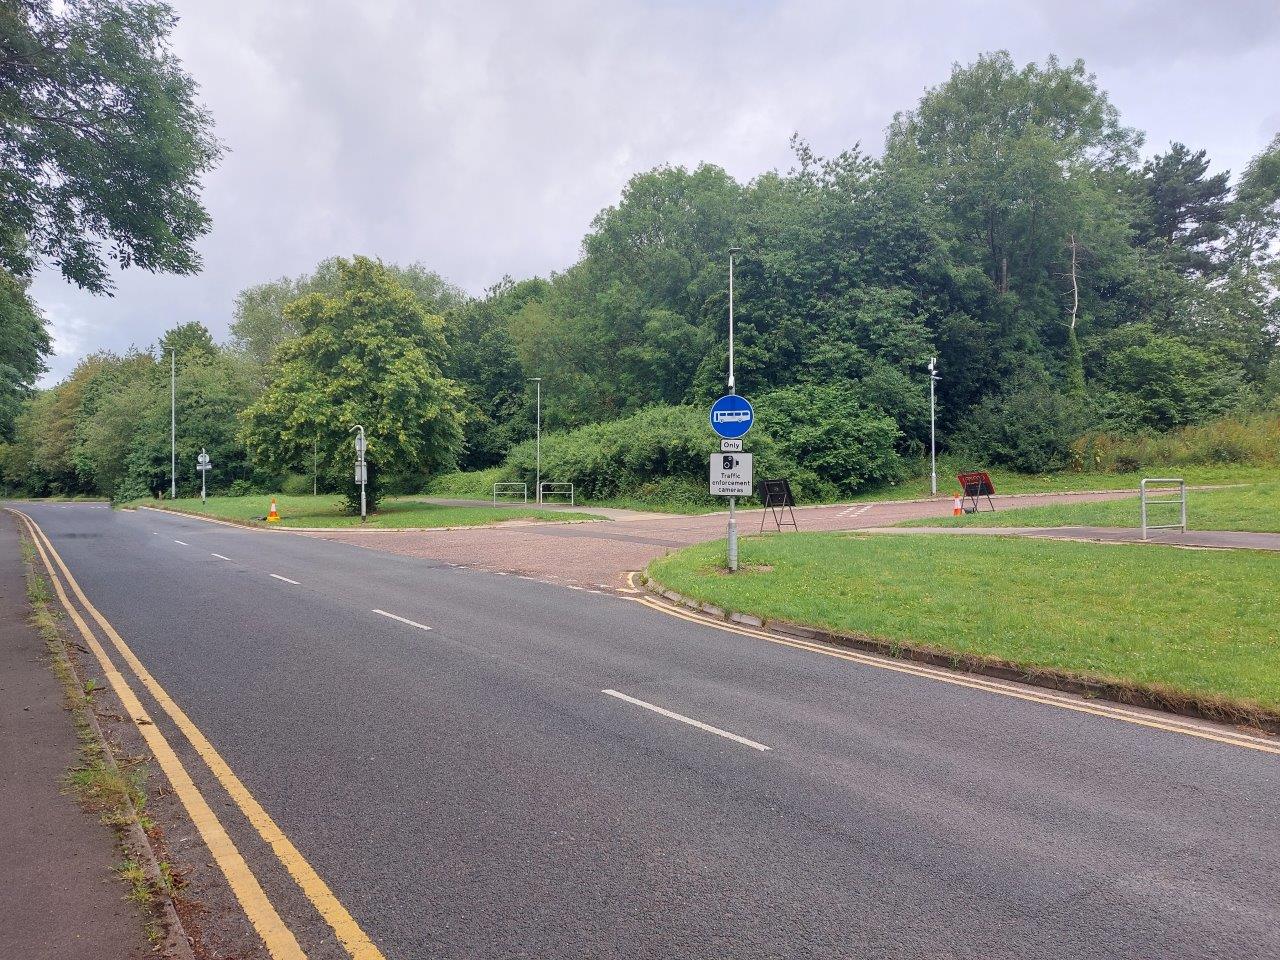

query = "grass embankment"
[427,462,1280,514]
[648,532,1280,720]
[144,494,602,528]
[902,480,1280,533]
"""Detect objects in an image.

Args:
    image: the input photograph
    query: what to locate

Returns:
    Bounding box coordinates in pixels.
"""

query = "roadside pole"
[928,357,940,496]
[727,248,739,571]
[170,349,176,499]
[351,424,367,522]
[528,377,542,504]
[197,449,210,504]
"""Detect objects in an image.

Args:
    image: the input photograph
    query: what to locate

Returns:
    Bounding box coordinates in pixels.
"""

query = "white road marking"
[601,689,771,752]
[492,571,508,576]
[371,609,433,632]
[211,553,232,561]
[270,574,300,584]
[173,539,189,546]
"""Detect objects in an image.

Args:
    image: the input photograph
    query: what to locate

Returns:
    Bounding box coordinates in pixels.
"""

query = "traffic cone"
[952,494,963,517]
[267,498,280,523]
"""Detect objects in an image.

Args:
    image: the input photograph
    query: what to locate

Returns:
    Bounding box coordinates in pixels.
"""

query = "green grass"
[648,532,1280,714]
[901,480,1280,533]
[849,460,1280,502]
[144,494,603,528]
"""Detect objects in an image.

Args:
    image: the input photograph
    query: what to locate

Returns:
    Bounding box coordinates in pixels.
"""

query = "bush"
[280,472,313,495]
[955,377,1083,474]
[1072,412,1280,472]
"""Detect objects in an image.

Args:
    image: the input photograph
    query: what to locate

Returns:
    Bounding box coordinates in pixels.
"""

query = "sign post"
[709,393,753,571]
[350,425,367,522]
[720,246,745,571]
[196,449,211,504]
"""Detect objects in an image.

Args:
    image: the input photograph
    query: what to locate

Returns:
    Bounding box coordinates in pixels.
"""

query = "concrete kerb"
[16,516,197,960]
[635,571,1280,737]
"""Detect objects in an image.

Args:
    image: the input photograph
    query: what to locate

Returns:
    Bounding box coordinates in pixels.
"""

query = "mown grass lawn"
[648,532,1280,714]
[141,494,602,528]
[901,480,1280,533]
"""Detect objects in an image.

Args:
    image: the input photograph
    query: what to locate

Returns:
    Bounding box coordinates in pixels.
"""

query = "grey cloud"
[31,0,1280,384]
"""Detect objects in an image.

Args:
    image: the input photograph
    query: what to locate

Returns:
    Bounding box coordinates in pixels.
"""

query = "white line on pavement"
[173,539,189,546]
[601,689,771,752]
[371,609,433,631]
[270,574,300,584]
[211,553,232,561]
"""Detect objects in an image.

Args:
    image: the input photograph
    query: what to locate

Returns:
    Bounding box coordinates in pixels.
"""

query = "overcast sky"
[30,0,1280,384]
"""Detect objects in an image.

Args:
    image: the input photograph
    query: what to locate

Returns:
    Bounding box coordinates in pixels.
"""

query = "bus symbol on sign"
[709,395,754,439]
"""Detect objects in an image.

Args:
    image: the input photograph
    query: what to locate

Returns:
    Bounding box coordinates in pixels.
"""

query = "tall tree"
[0,269,48,438]
[1135,143,1231,275]
[0,0,221,292]
[241,257,464,509]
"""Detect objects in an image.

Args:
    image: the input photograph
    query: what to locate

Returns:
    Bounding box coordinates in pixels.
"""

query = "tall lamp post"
[170,349,176,499]
[927,357,940,496]
[727,246,741,571]
[527,378,542,504]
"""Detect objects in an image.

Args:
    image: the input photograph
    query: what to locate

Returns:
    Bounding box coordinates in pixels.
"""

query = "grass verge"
[647,532,1280,726]
[901,480,1280,533]
[139,493,603,528]
[21,538,183,947]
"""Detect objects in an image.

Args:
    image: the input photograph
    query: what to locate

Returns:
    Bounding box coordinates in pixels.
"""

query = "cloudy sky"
[31,0,1280,384]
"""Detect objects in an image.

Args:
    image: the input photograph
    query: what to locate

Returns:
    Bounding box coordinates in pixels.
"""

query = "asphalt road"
[12,501,1280,959]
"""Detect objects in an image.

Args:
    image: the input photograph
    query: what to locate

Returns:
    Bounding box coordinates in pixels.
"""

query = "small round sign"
[709,394,754,439]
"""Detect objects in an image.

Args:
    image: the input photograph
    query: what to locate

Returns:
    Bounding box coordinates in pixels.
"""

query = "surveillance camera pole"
[527,378,542,504]
[928,357,940,496]
[727,247,741,572]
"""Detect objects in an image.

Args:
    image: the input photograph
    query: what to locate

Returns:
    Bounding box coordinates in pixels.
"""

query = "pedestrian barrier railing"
[1140,477,1186,540]
[493,482,528,505]
[539,482,574,506]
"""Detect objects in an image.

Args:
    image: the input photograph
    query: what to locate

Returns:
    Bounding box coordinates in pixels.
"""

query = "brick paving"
[298,490,1136,590]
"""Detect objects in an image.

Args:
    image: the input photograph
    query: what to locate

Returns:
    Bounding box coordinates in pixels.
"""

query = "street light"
[726,246,742,571]
[170,349,176,499]
[350,424,366,522]
[927,357,940,496]
[527,378,542,504]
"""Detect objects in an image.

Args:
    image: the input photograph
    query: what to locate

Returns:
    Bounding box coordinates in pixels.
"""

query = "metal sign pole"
[200,448,207,504]
[170,349,176,499]
[727,247,741,572]
[350,424,366,522]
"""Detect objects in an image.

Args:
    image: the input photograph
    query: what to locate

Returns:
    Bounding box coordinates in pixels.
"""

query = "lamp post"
[170,349,176,499]
[528,378,542,504]
[727,246,742,572]
[928,357,940,496]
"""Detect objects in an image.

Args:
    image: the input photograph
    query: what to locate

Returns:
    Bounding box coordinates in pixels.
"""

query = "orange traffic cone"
[267,498,281,523]
[952,494,963,517]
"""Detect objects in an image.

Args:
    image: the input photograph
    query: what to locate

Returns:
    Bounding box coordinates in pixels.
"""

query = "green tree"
[157,320,217,364]
[241,257,464,510]
[1134,143,1231,275]
[0,0,221,292]
[0,269,48,439]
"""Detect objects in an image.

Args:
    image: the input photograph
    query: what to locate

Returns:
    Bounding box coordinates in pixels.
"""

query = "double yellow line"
[630,578,1280,756]
[11,508,386,960]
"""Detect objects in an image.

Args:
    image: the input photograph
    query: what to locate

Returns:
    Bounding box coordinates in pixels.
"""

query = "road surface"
[9,501,1279,959]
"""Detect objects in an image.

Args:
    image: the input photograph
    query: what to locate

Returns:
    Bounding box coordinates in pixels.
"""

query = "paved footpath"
[861,525,1280,551]
[10,499,1278,959]
[0,513,148,960]
[299,491,1138,589]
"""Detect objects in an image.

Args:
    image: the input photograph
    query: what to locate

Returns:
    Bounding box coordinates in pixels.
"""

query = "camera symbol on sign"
[722,456,739,470]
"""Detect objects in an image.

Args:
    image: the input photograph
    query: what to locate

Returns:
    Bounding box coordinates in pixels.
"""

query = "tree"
[230,257,468,377]
[1135,143,1231,275]
[0,269,48,439]
[0,0,221,292]
[241,257,464,510]
[157,321,217,364]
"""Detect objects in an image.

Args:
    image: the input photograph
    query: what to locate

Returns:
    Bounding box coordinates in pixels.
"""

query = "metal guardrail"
[538,482,574,506]
[493,482,528,505]
[1140,478,1186,540]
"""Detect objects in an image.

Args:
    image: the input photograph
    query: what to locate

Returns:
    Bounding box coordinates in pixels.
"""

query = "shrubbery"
[1072,411,1280,472]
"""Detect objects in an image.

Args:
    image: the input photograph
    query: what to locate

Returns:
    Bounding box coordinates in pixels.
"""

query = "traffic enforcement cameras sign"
[710,453,753,496]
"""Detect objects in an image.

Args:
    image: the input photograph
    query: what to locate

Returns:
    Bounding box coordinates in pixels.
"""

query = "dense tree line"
[3,52,1278,501]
